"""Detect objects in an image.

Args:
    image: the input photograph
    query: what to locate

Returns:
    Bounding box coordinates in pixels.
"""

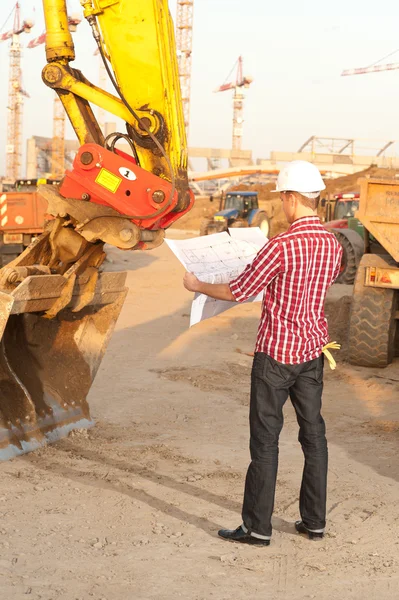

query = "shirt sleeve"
[331,243,344,282]
[229,239,283,302]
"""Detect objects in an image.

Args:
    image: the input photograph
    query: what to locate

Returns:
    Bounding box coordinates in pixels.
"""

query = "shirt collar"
[289,216,321,231]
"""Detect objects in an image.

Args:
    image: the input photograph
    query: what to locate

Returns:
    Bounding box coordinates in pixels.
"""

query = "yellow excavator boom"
[0,0,193,459]
[41,0,191,211]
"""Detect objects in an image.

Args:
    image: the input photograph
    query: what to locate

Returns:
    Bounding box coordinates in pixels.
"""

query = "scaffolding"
[6,33,23,180]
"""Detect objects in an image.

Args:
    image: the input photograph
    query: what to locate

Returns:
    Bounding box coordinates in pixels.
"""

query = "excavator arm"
[42,0,192,216]
[41,0,193,238]
[0,0,194,459]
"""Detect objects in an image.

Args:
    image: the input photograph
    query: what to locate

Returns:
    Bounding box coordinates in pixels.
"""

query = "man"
[183,160,343,546]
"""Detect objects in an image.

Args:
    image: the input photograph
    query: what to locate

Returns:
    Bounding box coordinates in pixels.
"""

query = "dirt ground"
[1,231,399,600]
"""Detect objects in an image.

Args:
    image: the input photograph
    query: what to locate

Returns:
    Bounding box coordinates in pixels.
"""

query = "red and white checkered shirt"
[229,216,343,364]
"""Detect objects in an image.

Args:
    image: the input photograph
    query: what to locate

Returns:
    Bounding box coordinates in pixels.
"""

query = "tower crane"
[1,2,34,181]
[214,56,253,151]
[342,46,399,77]
[175,0,194,139]
[342,62,399,76]
[27,14,81,179]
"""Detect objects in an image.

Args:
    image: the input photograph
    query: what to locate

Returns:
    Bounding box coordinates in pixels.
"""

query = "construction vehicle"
[0,0,194,460]
[0,179,57,267]
[348,178,399,367]
[322,193,365,284]
[200,191,270,237]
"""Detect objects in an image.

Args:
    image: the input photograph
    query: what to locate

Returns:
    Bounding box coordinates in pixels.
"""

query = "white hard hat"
[273,160,326,194]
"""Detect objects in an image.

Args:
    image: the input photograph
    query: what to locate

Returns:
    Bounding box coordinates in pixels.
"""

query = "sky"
[1,0,399,176]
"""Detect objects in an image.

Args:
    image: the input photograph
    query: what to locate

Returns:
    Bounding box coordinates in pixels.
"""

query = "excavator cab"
[222,192,259,218]
[0,0,194,459]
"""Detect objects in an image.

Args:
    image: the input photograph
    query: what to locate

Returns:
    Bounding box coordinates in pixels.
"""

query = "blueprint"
[165,228,268,326]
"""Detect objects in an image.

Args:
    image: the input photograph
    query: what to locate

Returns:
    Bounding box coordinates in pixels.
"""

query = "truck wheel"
[333,229,364,285]
[251,212,270,237]
[200,219,211,236]
[348,254,398,367]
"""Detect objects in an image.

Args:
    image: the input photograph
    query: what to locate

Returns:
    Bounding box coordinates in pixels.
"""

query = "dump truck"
[0,179,56,267]
[0,0,194,460]
[200,191,270,237]
[322,193,364,284]
[348,178,399,367]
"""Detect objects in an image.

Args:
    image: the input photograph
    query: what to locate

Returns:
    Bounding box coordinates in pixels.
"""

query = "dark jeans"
[242,352,327,537]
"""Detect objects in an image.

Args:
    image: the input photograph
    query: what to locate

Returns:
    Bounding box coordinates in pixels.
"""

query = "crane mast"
[232,57,245,151]
[51,97,65,178]
[176,0,194,138]
[6,31,23,181]
[2,3,33,181]
[214,56,253,151]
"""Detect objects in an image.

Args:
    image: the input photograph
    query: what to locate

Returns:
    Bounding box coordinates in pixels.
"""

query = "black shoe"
[295,520,324,540]
[218,525,270,546]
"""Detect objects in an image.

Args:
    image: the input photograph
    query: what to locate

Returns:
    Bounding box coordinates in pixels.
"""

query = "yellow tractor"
[348,178,399,367]
[0,0,193,459]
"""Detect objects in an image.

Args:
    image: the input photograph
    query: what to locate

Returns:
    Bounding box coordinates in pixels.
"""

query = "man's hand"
[183,272,235,302]
[183,272,201,292]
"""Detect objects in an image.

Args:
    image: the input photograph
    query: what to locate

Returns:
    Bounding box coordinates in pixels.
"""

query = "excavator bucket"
[0,267,127,460]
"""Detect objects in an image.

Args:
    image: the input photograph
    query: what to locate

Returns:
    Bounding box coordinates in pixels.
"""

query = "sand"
[0,233,398,600]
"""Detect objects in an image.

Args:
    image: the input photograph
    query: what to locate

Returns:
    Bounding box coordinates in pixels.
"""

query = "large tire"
[348,254,398,367]
[200,218,211,236]
[251,211,270,238]
[332,229,364,285]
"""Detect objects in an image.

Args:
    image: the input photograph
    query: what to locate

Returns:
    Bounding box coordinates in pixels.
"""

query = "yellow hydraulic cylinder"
[43,0,75,62]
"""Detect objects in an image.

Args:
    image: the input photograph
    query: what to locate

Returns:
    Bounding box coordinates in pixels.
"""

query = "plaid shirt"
[229,216,343,364]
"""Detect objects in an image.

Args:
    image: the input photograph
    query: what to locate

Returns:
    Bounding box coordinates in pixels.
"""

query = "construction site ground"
[1,228,398,600]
